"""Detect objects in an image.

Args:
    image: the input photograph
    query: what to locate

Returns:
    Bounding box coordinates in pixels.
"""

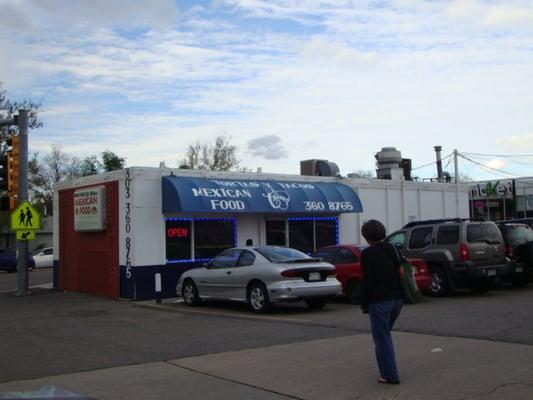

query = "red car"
[313,244,431,304]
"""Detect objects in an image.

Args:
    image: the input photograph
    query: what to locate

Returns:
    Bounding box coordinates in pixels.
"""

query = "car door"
[199,249,242,299]
[39,248,53,268]
[228,250,256,300]
[406,227,434,259]
[331,247,360,286]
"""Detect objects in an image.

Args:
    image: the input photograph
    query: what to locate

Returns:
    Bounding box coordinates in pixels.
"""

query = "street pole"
[454,149,459,184]
[16,110,29,296]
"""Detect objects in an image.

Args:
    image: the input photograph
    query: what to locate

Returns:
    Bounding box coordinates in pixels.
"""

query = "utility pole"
[454,149,459,183]
[16,110,29,296]
[0,110,30,296]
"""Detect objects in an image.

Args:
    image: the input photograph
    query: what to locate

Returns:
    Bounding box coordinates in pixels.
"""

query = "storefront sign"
[470,180,513,199]
[74,186,106,231]
[162,176,363,214]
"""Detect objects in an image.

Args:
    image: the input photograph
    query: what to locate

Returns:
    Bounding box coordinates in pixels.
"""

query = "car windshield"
[506,225,533,244]
[467,223,502,244]
[255,246,311,262]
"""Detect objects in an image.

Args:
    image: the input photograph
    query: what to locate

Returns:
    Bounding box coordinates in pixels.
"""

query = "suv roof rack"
[402,218,485,229]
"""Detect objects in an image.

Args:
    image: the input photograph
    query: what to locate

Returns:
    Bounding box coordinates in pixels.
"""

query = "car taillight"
[459,243,469,262]
[505,244,513,257]
[281,269,297,277]
[326,269,336,276]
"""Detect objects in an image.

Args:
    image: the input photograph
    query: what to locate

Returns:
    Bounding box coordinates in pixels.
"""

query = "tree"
[29,146,83,216]
[80,155,102,177]
[180,135,243,171]
[350,169,374,179]
[0,82,42,138]
[101,150,126,172]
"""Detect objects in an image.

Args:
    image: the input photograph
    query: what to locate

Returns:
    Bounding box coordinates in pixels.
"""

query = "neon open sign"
[167,228,189,238]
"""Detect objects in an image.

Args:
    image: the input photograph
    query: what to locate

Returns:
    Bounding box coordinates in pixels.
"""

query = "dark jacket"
[360,242,404,310]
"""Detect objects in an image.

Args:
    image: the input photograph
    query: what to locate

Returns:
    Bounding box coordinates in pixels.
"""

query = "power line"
[458,153,520,177]
[412,152,453,170]
[461,152,533,158]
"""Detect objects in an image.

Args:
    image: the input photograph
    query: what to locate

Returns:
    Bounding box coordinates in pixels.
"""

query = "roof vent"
[375,147,404,180]
[300,159,340,177]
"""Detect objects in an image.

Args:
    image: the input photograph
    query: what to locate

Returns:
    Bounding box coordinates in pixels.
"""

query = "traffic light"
[0,143,9,210]
[7,135,19,196]
[0,151,7,192]
[5,135,19,210]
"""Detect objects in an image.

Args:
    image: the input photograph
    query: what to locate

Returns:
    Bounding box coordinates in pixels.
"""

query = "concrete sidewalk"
[1,332,532,400]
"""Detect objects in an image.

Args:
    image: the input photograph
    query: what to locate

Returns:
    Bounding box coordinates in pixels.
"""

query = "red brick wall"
[59,181,119,299]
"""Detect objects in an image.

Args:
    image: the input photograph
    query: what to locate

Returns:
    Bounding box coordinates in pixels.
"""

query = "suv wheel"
[429,265,450,297]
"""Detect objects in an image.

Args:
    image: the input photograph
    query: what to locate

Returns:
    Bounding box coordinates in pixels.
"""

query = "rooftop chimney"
[434,145,443,182]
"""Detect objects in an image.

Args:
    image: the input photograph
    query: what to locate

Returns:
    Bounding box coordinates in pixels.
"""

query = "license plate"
[487,269,496,276]
[308,272,321,281]
[515,266,523,273]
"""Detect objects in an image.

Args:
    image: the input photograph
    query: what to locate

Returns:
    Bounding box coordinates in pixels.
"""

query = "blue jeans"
[368,298,403,382]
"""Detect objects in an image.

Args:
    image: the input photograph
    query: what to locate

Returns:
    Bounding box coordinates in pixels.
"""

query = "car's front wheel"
[181,279,201,306]
[304,297,328,309]
[247,282,271,313]
[429,265,450,296]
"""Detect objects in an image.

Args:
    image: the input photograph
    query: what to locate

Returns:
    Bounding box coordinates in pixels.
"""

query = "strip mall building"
[53,167,469,300]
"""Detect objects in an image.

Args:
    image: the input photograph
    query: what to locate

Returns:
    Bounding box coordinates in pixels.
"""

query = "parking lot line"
[138,302,314,324]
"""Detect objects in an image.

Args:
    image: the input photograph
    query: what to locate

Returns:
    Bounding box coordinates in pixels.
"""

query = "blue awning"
[162,176,363,214]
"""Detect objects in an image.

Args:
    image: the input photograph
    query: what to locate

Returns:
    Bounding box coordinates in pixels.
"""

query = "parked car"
[33,247,54,269]
[497,218,533,230]
[176,246,342,313]
[0,249,36,272]
[495,222,533,286]
[312,244,431,304]
[386,219,514,296]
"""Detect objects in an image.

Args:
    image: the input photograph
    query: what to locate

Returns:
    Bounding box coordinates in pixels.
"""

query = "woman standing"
[360,219,404,385]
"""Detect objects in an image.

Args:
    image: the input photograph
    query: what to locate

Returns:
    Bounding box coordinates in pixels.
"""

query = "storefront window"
[166,218,236,262]
[266,220,286,246]
[194,219,236,259]
[315,219,337,249]
[279,217,339,253]
[166,219,192,261]
[289,219,314,254]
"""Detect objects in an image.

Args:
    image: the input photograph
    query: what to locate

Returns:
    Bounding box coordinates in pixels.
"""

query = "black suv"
[495,222,533,286]
[386,219,514,296]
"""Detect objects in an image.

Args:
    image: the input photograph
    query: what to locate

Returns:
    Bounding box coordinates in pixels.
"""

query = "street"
[1,274,533,399]
[0,268,52,293]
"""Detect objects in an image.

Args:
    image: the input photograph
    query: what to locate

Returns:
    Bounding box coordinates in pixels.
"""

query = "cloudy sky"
[1,0,533,180]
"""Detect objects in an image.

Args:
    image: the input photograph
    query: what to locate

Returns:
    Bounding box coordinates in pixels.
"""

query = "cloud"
[497,133,533,151]
[484,158,506,171]
[0,0,180,32]
[246,135,288,160]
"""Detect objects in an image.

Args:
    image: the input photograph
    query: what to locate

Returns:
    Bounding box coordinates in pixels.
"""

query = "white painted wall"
[55,168,470,266]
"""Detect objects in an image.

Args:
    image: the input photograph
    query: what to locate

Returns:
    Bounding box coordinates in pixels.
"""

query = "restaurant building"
[53,167,469,300]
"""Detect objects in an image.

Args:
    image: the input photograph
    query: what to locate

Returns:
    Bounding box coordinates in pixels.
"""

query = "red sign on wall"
[167,227,189,238]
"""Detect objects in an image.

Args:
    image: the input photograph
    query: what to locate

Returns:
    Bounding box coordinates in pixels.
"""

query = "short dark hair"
[361,219,386,242]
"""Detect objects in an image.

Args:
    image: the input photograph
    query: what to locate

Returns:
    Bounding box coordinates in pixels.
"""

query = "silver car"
[176,246,342,313]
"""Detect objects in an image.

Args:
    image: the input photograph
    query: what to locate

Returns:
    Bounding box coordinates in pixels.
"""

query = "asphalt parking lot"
[1,272,533,399]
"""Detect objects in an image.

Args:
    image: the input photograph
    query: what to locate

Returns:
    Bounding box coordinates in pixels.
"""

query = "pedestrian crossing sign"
[11,200,41,231]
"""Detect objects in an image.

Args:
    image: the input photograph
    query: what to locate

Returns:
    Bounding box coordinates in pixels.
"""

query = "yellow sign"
[11,201,41,230]
[16,230,35,240]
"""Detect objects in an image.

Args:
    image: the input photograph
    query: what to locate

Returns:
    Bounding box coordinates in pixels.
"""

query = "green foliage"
[180,135,243,171]
[0,82,42,138]
[101,150,126,172]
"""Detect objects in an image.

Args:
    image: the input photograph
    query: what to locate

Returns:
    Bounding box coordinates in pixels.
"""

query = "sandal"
[378,377,400,384]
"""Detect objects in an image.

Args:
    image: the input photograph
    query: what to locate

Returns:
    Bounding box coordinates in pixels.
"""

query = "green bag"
[400,261,424,304]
